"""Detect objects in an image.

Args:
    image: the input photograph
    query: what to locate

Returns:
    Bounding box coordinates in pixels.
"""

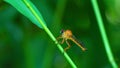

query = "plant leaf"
[4,0,47,28]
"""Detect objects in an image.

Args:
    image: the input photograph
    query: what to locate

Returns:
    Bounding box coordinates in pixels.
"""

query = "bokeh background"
[0,0,120,68]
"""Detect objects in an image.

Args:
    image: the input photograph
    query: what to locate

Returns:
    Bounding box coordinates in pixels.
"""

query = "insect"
[57,29,87,51]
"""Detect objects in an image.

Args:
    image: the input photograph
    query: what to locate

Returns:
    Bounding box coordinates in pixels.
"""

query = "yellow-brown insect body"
[58,29,86,51]
[70,36,86,51]
[61,30,73,40]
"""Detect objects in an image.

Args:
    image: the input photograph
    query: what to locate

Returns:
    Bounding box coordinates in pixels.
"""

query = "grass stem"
[91,0,118,68]
[23,0,77,68]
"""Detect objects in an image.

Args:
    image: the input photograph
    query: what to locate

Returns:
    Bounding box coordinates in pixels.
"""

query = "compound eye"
[60,29,64,34]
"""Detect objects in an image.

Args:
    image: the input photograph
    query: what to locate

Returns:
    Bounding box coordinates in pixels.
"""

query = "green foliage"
[5,0,46,29]
[91,0,118,68]
[0,0,120,68]
[4,0,77,68]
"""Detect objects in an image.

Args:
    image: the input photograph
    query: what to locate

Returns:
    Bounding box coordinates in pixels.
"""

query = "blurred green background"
[0,0,120,68]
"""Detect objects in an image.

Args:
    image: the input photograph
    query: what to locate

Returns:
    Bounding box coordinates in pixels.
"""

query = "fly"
[57,29,87,51]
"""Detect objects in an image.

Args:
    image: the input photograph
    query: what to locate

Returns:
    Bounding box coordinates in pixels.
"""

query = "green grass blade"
[91,0,118,68]
[5,0,46,28]
[4,0,77,67]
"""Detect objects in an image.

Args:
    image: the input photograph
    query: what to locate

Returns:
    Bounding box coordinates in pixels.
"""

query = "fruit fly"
[57,29,87,51]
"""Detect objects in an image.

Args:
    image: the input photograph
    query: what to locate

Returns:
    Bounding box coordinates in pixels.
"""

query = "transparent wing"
[70,35,87,51]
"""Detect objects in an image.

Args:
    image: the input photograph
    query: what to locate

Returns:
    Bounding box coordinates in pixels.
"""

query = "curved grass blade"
[5,0,46,29]
[4,0,77,67]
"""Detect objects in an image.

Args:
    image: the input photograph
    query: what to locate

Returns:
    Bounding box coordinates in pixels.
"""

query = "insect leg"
[64,40,71,51]
[61,38,65,44]
[56,36,63,44]
[56,35,62,40]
